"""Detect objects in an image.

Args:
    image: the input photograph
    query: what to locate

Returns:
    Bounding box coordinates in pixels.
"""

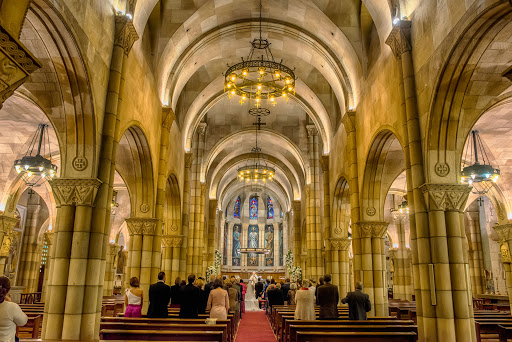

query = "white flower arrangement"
[206,265,217,280]
[214,249,222,274]
[291,266,302,281]
[285,250,295,276]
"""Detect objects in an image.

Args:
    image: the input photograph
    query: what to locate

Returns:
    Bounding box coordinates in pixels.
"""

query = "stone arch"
[332,176,351,238]
[425,1,512,183]
[116,125,155,217]
[164,173,180,235]
[361,129,405,221]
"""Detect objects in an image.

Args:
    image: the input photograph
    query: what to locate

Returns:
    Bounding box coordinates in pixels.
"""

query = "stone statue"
[501,243,510,262]
[232,227,241,257]
[114,245,126,274]
[389,258,395,273]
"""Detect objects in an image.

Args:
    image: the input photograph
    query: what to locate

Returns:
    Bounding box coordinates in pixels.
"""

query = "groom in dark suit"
[147,272,171,318]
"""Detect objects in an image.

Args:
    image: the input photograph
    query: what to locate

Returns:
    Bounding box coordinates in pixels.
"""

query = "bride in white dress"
[245,272,262,311]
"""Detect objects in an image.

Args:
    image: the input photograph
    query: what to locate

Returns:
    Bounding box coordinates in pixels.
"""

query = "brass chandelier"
[461,130,500,186]
[224,0,296,107]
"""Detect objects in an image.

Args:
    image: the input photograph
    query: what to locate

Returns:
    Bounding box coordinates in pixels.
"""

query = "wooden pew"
[16,315,42,338]
[296,331,417,342]
[475,317,512,342]
[289,324,418,342]
[498,324,512,341]
[100,329,224,341]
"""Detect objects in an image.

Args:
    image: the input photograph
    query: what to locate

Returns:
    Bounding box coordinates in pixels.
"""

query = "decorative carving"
[420,184,471,211]
[320,155,329,172]
[493,224,512,244]
[357,221,388,238]
[329,238,351,251]
[185,152,194,168]
[388,248,398,259]
[434,162,450,177]
[306,124,318,137]
[44,231,54,245]
[162,235,184,247]
[0,215,19,234]
[500,243,511,264]
[334,227,342,235]
[140,203,150,213]
[341,111,356,134]
[385,20,412,59]
[0,25,41,108]
[72,156,88,171]
[114,16,139,55]
[125,217,158,236]
[0,233,11,256]
[162,107,176,132]
[49,178,102,207]
[366,207,376,216]
[196,123,207,135]
[170,224,178,232]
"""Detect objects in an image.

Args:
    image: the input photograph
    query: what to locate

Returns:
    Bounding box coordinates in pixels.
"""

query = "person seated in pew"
[124,277,143,317]
[288,283,297,305]
[170,277,182,308]
[180,274,201,318]
[207,279,230,320]
[294,279,315,321]
[0,276,28,342]
[147,272,171,318]
[316,274,339,319]
[341,281,371,320]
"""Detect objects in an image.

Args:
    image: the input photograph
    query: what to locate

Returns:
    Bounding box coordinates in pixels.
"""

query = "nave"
[1,0,512,341]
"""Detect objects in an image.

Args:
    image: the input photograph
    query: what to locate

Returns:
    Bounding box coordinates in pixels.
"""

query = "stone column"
[329,238,351,297]
[0,215,18,274]
[180,152,194,279]
[493,224,512,312]
[320,155,331,277]
[207,200,218,267]
[162,235,184,284]
[292,200,301,268]
[466,211,486,295]
[306,125,323,281]
[42,178,101,340]
[390,212,413,301]
[103,243,118,296]
[356,221,388,316]
[342,112,362,285]
[419,184,475,342]
[41,231,54,302]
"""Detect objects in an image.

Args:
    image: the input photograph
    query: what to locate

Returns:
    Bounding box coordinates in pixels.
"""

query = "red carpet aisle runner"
[235,310,276,342]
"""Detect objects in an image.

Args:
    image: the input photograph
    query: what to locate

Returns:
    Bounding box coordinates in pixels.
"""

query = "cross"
[252,117,266,130]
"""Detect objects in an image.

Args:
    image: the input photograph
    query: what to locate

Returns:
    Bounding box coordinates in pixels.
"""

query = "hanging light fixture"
[461,130,500,185]
[14,124,57,187]
[237,109,275,183]
[224,0,296,107]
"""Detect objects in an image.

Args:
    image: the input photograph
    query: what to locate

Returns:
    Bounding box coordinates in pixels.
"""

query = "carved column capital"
[201,182,208,196]
[162,107,176,132]
[0,25,42,108]
[196,123,207,135]
[44,231,54,245]
[320,155,329,172]
[341,111,356,134]
[108,242,119,255]
[125,217,158,236]
[114,16,139,55]
[385,20,412,59]
[49,178,102,207]
[0,215,18,234]
[329,238,351,251]
[388,248,398,259]
[162,234,184,247]
[419,184,471,211]
[494,223,512,244]
[356,221,388,238]
[185,152,194,169]
[306,124,318,137]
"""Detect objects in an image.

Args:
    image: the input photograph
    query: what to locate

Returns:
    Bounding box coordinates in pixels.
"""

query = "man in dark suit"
[281,278,290,303]
[316,274,339,319]
[255,277,264,299]
[267,284,284,308]
[147,272,171,318]
[179,274,201,318]
[341,281,371,320]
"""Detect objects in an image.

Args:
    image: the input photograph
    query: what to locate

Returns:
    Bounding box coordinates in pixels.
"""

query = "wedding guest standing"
[124,277,143,317]
[255,277,264,299]
[316,274,339,319]
[180,274,201,318]
[294,280,315,320]
[341,282,371,320]
[207,279,230,320]
[225,281,238,313]
[147,272,171,318]
[240,279,246,314]
[0,276,27,342]
[170,277,182,308]
[287,283,297,305]
[195,278,208,314]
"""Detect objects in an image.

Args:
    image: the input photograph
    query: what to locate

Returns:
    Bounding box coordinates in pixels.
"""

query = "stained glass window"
[249,197,258,219]
[40,235,49,271]
[267,197,274,219]
[234,196,241,218]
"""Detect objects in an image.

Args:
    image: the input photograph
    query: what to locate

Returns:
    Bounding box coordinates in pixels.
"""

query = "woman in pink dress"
[240,279,247,313]
[124,277,143,317]
[207,279,230,320]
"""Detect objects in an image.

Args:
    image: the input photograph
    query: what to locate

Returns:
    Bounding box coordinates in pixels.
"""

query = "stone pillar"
[126,217,158,314]
[320,155,331,277]
[466,211,486,295]
[306,125,323,281]
[180,152,194,279]
[419,184,475,342]
[329,238,351,297]
[154,108,176,285]
[162,235,184,284]
[492,224,512,312]
[292,200,301,268]
[356,221,388,316]
[207,200,218,267]
[390,212,413,301]
[103,243,118,296]
[0,215,18,274]
[342,112,362,286]
[41,231,54,302]
[42,178,101,340]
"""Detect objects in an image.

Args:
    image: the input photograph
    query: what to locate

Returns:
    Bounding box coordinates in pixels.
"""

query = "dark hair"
[188,274,196,284]
[130,277,140,288]
[323,274,331,283]
[158,272,165,280]
[239,279,244,284]
[270,279,276,284]
[0,276,11,303]
[175,277,181,285]
[266,279,270,283]
[213,278,223,289]
[180,280,186,286]
[319,276,324,285]
[285,278,290,283]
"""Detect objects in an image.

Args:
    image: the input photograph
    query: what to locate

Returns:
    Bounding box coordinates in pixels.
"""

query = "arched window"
[267,197,274,219]
[249,197,258,219]
[234,196,241,218]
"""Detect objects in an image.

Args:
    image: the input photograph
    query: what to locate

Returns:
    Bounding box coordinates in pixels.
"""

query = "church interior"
[0,0,512,341]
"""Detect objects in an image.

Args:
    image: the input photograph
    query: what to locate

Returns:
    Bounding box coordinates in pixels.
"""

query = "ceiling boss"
[224,0,296,108]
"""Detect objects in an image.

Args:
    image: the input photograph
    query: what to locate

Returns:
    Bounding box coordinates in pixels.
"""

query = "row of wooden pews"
[475,310,512,342]
[270,304,418,342]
